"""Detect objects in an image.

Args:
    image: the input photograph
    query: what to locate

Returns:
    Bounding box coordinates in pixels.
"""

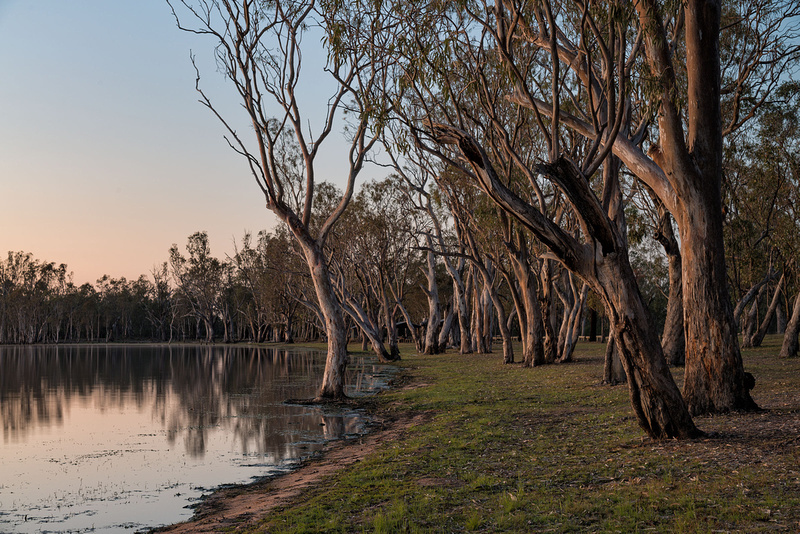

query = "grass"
[243,335,800,533]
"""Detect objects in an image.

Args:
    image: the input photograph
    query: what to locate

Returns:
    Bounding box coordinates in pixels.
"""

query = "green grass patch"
[247,335,800,533]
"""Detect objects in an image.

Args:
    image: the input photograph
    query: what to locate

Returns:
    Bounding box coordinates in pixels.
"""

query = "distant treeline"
[0,231,324,344]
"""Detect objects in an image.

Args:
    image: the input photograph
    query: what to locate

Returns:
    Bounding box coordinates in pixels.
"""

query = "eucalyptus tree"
[144,263,174,342]
[377,1,700,438]
[382,129,477,354]
[335,177,418,360]
[499,0,800,414]
[722,81,800,357]
[433,170,516,362]
[168,0,390,398]
[169,232,225,343]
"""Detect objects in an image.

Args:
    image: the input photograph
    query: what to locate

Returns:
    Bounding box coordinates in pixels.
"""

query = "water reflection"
[0,344,390,533]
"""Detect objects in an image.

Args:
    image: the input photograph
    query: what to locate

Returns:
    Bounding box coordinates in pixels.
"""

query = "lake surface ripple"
[0,344,392,533]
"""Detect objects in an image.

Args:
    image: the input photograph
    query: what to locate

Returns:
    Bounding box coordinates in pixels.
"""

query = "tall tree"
[168,0,387,399]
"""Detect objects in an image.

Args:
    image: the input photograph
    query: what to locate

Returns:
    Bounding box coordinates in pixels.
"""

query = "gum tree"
[168,0,387,399]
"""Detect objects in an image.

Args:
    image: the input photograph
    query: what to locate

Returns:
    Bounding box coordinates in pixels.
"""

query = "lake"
[0,344,392,533]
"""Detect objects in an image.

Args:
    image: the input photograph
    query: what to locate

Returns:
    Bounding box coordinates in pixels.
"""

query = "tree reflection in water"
[0,344,390,458]
[0,345,391,533]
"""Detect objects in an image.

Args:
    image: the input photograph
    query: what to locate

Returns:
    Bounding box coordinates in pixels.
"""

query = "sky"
[0,1,351,285]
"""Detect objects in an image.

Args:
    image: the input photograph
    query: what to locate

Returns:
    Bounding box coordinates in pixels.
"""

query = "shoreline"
[150,409,422,533]
[149,357,416,533]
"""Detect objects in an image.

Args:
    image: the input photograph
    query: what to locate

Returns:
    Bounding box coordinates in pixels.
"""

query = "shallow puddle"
[0,344,391,533]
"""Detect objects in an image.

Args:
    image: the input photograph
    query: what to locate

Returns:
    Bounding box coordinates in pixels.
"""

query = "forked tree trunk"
[559,280,587,363]
[510,253,545,367]
[780,289,800,358]
[657,0,756,415]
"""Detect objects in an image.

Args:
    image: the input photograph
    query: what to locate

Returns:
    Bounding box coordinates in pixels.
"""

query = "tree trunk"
[776,298,786,335]
[659,0,757,415]
[304,245,349,400]
[734,269,775,328]
[559,279,587,363]
[749,272,785,348]
[438,302,455,351]
[603,330,627,385]
[654,206,685,366]
[510,253,545,367]
[780,289,800,358]
[474,259,514,364]
[677,197,758,414]
[428,122,700,439]
[584,249,698,438]
[741,289,764,348]
[422,240,442,354]
[540,261,558,363]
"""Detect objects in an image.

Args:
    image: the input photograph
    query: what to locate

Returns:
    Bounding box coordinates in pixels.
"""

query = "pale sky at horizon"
[0,1,360,286]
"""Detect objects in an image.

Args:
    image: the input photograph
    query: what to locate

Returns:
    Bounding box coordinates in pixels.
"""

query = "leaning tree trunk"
[437,302,455,351]
[428,123,700,439]
[780,289,800,358]
[749,272,785,348]
[341,297,395,364]
[594,252,700,438]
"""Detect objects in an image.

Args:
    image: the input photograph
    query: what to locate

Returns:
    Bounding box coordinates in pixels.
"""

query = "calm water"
[0,344,391,533]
